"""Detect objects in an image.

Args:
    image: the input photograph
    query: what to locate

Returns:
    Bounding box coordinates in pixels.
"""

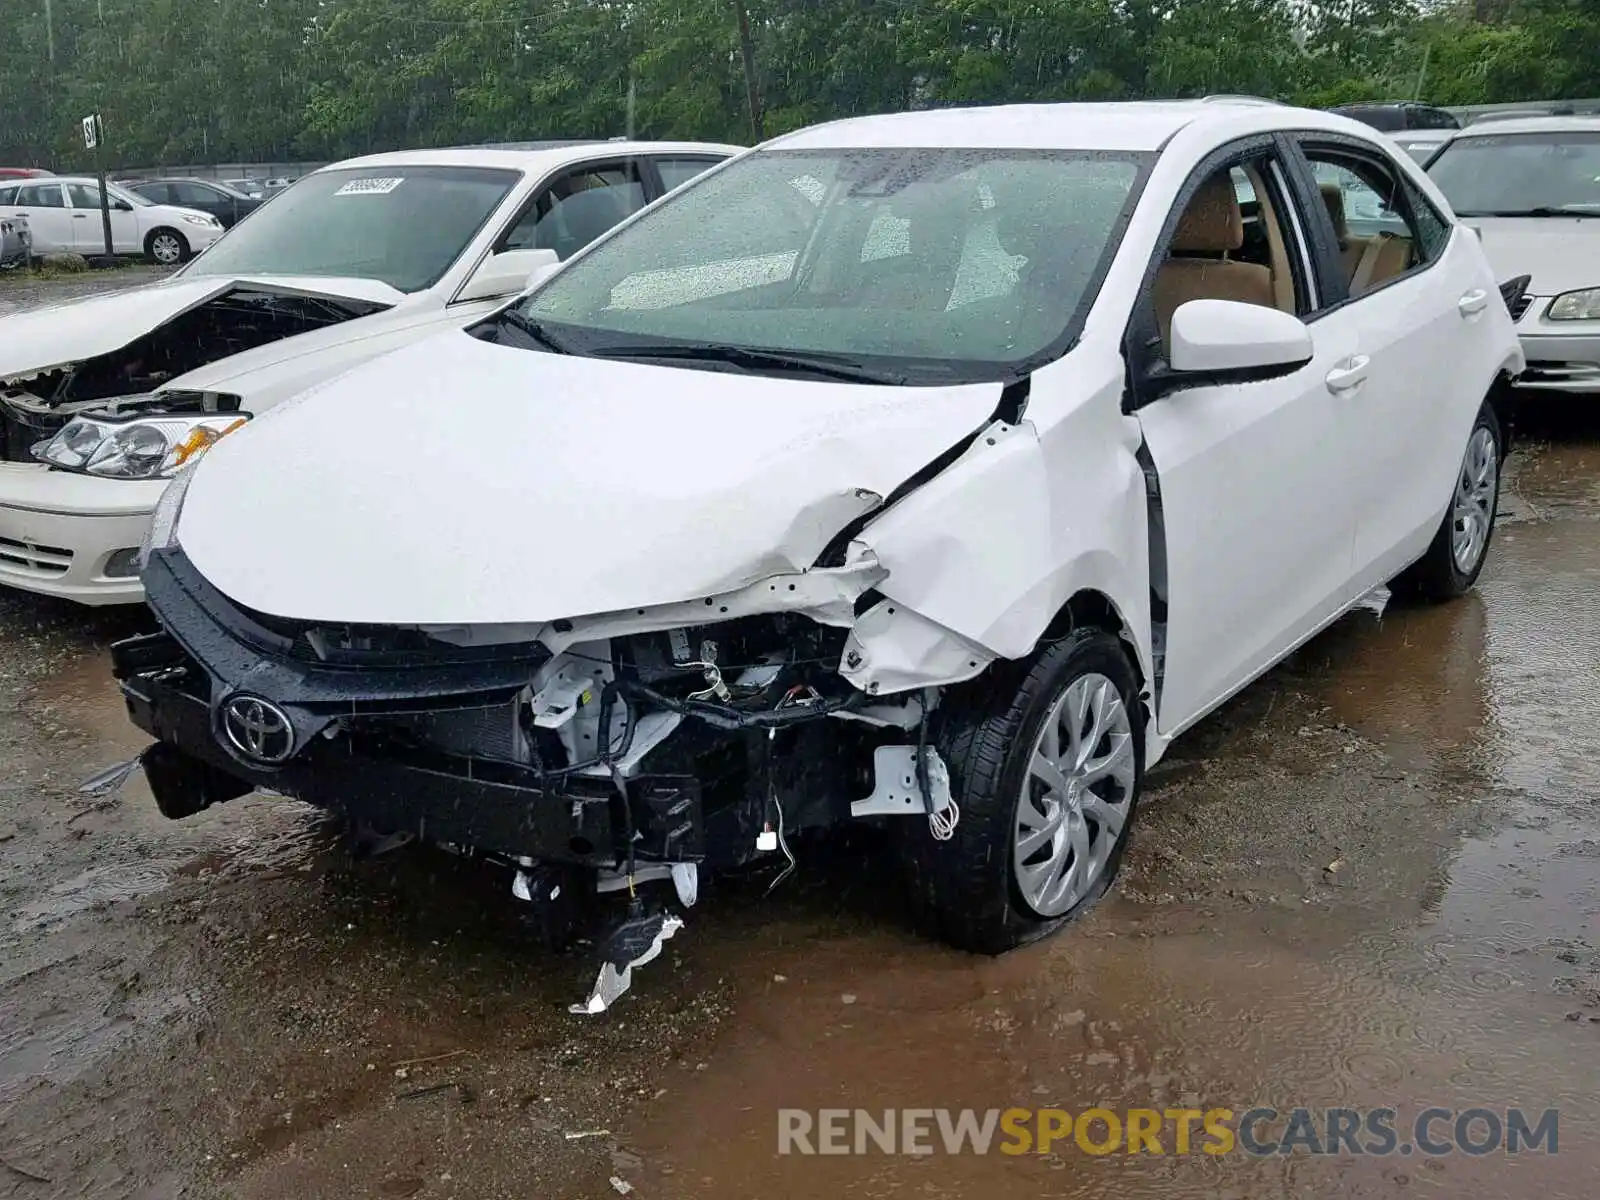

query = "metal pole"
[95,120,113,258]
[732,0,763,142]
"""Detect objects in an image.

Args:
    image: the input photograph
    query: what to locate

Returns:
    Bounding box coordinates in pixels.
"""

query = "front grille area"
[1499,274,1533,322]
[0,535,73,577]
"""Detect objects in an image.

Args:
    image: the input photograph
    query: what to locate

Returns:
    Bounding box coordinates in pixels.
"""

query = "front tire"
[897,628,1144,955]
[145,228,189,265]
[1395,402,1502,601]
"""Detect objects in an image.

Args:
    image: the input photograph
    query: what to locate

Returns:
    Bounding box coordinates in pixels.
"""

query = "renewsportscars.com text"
[777,1106,1559,1157]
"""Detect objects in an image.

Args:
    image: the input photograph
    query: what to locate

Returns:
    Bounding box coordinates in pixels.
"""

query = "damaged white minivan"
[113,101,1522,1008]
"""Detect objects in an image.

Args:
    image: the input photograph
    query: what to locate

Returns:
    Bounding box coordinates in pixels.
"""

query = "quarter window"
[655,157,723,192]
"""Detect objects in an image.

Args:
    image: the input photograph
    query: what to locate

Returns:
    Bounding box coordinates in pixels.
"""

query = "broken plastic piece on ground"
[77,757,140,797]
[570,898,684,1015]
[610,1177,635,1195]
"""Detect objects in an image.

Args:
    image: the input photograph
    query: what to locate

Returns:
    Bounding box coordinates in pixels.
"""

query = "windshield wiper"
[495,308,574,353]
[1456,206,1600,218]
[584,342,904,384]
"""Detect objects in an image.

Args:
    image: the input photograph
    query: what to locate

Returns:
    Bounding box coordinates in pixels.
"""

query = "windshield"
[113,184,153,207]
[1428,132,1600,215]
[182,165,520,292]
[515,147,1148,383]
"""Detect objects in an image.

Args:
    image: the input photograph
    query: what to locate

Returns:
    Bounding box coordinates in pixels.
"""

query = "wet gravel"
[1,273,1596,1198]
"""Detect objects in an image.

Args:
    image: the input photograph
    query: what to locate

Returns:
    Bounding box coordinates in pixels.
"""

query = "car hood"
[0,274,404,381]
[1467,217,1600,296]
[177,331,1003,625]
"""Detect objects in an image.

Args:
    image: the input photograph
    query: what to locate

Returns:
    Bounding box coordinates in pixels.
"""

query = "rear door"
[10,182,72,251]
[1131,140,1363,735]
[1287,135,1492,585]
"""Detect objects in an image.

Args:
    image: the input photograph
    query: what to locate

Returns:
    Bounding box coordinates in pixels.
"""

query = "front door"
[64,182,138,253]
[1131,148,1360,736]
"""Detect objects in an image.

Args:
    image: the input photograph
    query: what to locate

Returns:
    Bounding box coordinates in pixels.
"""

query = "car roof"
[770,100,1361,152]
[320,141,745,174]
[1452,114,1600,138]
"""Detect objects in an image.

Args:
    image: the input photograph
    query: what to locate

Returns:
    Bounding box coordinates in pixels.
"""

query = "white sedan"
[0,175,224,264]
[119,101,1521,979]
[0,141,737,604]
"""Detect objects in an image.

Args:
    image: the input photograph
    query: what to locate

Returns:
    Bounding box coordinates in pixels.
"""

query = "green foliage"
[2,0,1598,169]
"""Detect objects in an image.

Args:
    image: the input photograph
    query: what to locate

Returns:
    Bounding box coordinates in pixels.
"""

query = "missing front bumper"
[113,631,705,867]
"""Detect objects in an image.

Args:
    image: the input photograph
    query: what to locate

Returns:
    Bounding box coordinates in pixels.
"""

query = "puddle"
[12,861,184,932]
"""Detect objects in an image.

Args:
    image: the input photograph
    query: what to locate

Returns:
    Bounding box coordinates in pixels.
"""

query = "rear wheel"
[145,227,189,265]
[1395,402,1501,601]
[896,628,1144,954]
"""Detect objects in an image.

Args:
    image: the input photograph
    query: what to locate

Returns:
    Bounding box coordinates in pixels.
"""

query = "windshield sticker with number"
[334,177,404,197]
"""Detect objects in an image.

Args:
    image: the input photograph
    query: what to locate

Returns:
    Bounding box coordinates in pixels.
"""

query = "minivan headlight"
[34,415,247,479]
[1547,288,1600,321]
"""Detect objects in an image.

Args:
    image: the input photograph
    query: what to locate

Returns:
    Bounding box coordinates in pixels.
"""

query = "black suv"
[1328,102,1461,132]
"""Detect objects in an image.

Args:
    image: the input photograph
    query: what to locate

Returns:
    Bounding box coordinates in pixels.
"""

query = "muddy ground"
[1,271,1597,1198]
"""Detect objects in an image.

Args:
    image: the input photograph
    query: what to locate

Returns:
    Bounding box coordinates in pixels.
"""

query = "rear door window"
[17,184,64,208]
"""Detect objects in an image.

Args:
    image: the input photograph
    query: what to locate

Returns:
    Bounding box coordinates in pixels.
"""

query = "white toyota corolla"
[115,101,1522,1006]
[0,141,737,604]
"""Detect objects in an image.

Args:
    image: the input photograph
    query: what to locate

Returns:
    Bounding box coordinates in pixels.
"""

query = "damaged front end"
[1,287,383,465]
[114,540,975,1007]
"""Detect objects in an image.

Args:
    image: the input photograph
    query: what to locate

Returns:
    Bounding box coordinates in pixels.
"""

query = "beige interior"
[1318,180,1415,295]
[1152,173,1275,350]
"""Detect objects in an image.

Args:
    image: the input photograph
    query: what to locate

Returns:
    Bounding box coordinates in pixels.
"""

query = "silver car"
[1427,115,1600,393]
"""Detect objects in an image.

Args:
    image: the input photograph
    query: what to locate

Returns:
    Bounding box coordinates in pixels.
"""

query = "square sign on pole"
[81,114,112,257]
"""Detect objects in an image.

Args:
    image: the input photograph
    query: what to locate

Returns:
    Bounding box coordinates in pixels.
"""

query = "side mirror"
[112,199,132,212]
[1168,299,1313,380]
[457,247,560,302]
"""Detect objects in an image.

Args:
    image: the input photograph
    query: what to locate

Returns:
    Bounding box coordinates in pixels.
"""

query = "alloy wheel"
[1013,672,1137,917]
[1451,425,1497,573]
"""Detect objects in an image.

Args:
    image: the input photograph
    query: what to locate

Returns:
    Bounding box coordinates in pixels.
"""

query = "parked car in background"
[222,178,267,199]
[1331,101,1461,133]
[0,168,54,180]
[1393,127,1456,164]
[0,176,223,263]
[261,177,297,194]
[0,213,29,267]
[1427,114,1600,393]
[111,102,1520,1006]
[0,141,737,604]
[125,177,263,227]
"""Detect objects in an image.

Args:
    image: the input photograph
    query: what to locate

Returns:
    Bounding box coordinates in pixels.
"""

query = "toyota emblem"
[220,694,296,764]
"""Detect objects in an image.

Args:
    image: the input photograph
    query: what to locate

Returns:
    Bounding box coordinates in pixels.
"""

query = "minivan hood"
[177,331,1003,625]
[0,274,404,381]
[1467,217,1600,297]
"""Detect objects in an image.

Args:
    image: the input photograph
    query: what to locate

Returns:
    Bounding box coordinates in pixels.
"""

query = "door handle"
[72,213,88,219]
[1325,354,1371,394]
[1458,288,1489,316]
